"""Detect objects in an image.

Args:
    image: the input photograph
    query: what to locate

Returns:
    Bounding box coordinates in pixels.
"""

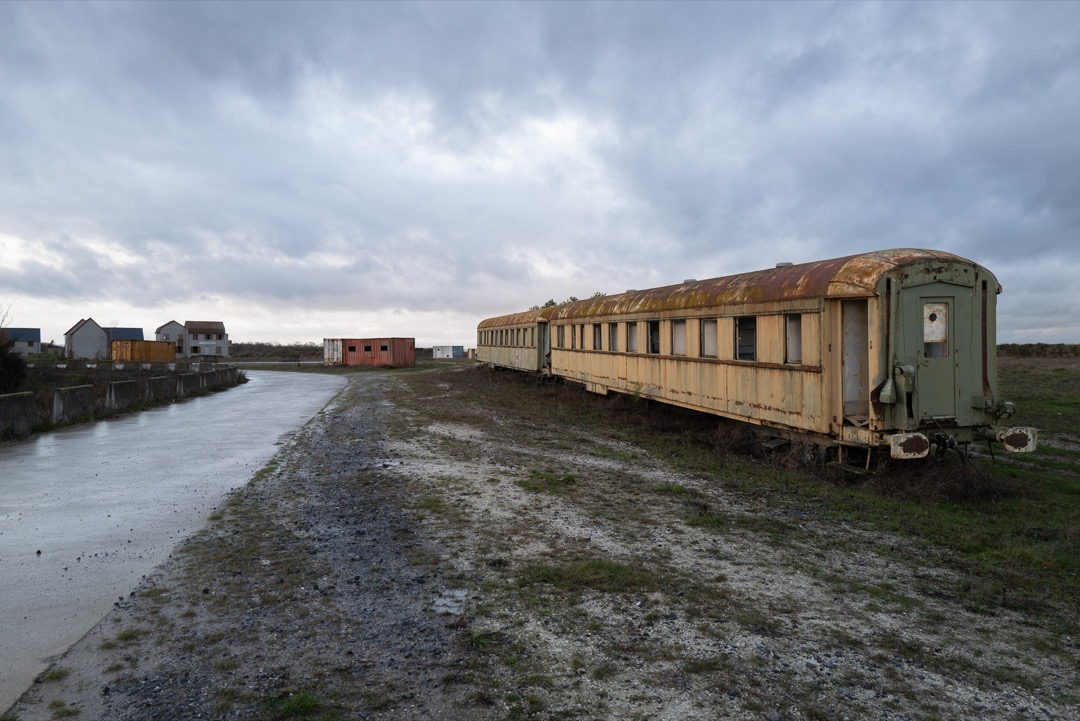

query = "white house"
[3,328,41,358]
[156,320,230,359]
[64,318,107,359]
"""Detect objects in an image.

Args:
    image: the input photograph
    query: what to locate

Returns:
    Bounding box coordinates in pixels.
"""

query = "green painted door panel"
[901,282,973,422]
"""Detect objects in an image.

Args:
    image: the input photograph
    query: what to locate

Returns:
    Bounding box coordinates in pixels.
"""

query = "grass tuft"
[518,557,655,593]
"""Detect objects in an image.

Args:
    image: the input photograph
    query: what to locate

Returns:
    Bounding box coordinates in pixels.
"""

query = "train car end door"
[909,293,959,421]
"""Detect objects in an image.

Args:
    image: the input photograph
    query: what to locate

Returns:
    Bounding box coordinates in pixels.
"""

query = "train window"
[785,315,802,364]
[608,323,619,352]
[579,325,586,350]
[348,345,356,353]
[627,322,639,352]
[364,344,373,353]
[571,325,577,349]
[672,320,687,355]
[735,317,756,361]
[924,302,949,358]
[557,325,565,348]
[700,319,718,357]
[647,321,661,354]
[593,324,603,350]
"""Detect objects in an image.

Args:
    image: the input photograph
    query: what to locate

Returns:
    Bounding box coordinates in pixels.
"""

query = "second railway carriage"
[477,249,1036,460]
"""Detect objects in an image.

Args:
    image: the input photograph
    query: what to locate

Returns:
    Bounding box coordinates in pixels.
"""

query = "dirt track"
[8,367,1079,721]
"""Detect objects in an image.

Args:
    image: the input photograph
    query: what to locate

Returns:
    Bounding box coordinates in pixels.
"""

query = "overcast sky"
[2,1,1077,346]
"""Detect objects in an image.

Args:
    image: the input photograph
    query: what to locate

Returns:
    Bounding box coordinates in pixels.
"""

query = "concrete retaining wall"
[2,368,243,436]
[106,380,140,410]
[176,373,200,396]
[146,376,174,402]
[0,393,36,435]
[52,385,96,423]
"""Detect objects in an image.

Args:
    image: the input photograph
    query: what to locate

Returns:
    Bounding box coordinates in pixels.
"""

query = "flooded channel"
[0,370,346,711]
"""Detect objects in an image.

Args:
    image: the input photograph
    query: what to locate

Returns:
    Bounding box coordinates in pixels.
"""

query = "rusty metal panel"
[329,338,415,368]
[539,249,985,323]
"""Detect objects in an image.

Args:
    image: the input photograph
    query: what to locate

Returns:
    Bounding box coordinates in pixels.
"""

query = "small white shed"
[432,345,465,359]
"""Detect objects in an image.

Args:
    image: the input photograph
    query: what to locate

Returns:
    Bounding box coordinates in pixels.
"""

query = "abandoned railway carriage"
[477,249,1036,461]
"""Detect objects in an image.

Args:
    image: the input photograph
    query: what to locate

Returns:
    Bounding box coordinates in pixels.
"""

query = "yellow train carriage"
[478,249,1036,459]
[476,307,554,373]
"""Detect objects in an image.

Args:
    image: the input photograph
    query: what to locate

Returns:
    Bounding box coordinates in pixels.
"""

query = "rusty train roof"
[479,249,988,327]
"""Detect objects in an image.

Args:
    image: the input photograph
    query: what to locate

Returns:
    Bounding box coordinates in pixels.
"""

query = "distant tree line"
[230,341,323,360]
[998,343,1080,358]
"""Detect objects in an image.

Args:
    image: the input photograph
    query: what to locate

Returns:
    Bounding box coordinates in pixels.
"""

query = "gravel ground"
[8,372,481,721]
[7,366,1080,721]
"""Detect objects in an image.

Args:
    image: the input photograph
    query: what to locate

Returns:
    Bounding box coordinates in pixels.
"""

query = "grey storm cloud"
[1,0,1077,343]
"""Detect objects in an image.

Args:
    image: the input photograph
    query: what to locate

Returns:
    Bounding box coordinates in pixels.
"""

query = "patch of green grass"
[998,357,1080,434]
[47,699,79,718]
[251,459,281,483]
[40,667,69,682]
[115,628,143,643]
[215,658,239,671]
[516,469,577,494]
[417,496,447,514]
[467,630,504,649]
[518,557,655,594]
[653,482,692,495]
[265,690,339,719]
[502,693,547,719]
[681,657,726,674]
[685,511,727,531]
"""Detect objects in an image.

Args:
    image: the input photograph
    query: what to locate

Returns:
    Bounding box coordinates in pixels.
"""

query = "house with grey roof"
[65,319,145,359]
[155,320,230,359]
